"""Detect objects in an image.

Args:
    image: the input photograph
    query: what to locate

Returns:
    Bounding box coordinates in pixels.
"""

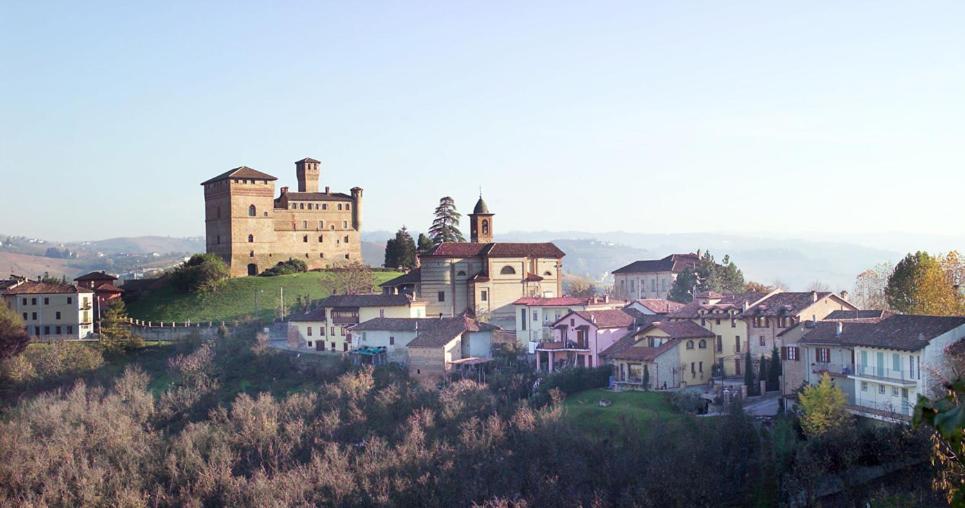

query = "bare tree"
[328,261,376,295]
[852,262,893,310]
[806,281,831,292]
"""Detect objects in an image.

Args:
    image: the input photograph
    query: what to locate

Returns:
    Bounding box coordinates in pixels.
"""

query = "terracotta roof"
[669,292,769,319]
[407,315,498,348]
[2,281,92,295]
[632,299,686,315]
[799,314,965,351]
[513,296,589,307]
[278,191,353,202]
[379,268,421,287]
[572,309,635,329]
[0,280,19,291]
[74,271,117,282]
[622,308,667,327]
[601,335,680,361]
[296,157,321,163]
[740,292,847,318]
[425,242,565,259]
[201,166,277,185]
[290,294,419,322]
[612,253,698,275]
[93,282,123,293]
[349,317,446,332]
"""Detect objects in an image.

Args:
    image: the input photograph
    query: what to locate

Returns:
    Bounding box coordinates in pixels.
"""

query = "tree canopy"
[0,304,30,360]
[886,251,961,315]
[170,253,230,294]
[428,196,465,245]
[669,251,746,303]
[384,227,418,270]
[798,373,850,437]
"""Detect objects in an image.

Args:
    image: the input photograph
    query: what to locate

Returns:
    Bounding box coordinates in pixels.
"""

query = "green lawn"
[126,271,401,323]
[564,388,683,434]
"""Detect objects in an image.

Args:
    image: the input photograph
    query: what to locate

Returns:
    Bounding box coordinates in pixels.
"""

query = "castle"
[201,158,363,277]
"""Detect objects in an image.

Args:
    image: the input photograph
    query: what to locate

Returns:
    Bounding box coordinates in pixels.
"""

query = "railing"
[537,340,589,350]
[811,362,853,376]
[854,365,918,383]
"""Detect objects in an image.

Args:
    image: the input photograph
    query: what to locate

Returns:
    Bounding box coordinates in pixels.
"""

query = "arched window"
[318,235,324,242]
[248,204,256,217]
[249,251,254,257]
[320,253,325,258]
[303,235,308,243]
[686,340,695,350]
[500,266,516,275]
[698,339,707,349]
[482,219,489,235]
[456,270,466,276]
[248,234,254,243]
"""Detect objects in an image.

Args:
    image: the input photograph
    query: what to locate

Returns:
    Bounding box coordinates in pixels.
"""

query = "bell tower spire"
[469,192,494,243]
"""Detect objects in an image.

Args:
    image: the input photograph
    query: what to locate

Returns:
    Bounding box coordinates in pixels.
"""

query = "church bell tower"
[469,194,494,243]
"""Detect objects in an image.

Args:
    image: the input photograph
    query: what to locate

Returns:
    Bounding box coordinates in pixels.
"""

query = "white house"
[288,294,426,352]
[512,295,625,348]
[1,279,95,340]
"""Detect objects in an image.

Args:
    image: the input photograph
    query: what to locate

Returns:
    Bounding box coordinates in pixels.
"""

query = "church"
[201,158,363,276]
[381,196,565,327]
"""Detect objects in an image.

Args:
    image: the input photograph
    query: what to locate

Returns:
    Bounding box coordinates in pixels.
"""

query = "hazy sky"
[2,1,964,242]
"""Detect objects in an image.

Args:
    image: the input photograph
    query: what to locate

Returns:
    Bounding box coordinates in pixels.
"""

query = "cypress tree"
[743,350,755,395]
[767,346,782,392]
[758,354,768,393]
[643,364,650,391]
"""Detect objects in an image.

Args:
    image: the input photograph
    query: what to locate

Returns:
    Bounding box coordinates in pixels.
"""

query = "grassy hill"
[126,271,401,323]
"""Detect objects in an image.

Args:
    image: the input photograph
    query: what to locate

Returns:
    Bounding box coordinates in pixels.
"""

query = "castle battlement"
[200,159,363,277]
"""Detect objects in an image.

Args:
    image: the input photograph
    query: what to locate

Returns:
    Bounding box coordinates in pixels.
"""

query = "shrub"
[261,258,308,276]
[671,390,706,414]
[0,342,104,384]
[539,366,611,397]
[170,253,230,293]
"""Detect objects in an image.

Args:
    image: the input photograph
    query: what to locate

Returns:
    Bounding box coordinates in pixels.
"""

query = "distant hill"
[0,251,77,279]
[69,236,204,255]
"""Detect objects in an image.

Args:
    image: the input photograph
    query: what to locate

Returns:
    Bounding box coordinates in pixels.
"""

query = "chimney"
[836,321,843,337]
[280,186,289,194]
[810,290,818,303]
[325,186,330,194]
[840,290,849,301]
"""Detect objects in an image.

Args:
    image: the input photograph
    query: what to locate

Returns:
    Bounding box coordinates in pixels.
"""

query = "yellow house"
[289,294,426,352]
[667,291,773,378]
[602,321,715,390]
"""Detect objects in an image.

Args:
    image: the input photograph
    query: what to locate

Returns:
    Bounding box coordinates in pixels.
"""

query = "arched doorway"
[247,263,258,276]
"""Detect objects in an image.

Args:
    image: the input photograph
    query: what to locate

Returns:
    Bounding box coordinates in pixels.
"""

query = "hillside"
[71,236,203,255]
[125,270,401,323]
[0,251,77,279]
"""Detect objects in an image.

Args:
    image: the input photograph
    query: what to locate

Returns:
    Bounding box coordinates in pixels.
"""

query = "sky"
[2,1,964,242]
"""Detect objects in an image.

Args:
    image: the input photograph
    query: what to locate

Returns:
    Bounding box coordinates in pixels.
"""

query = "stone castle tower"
[469,195,494,243]
[201,158,363,277]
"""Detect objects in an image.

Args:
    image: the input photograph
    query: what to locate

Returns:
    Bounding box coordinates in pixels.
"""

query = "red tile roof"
[740,292,851,318]
[632,299,686,314]
[513,296,589,307]
[602,335,680,361]
[74,271,117,282]
[2,281,92,295]
[799,314,965,351]
[407,315,499,348]
[424,242,565,259]
[572,309,635,329]
[668,292,769,319]
[201,166,277,185]
[93,282,123,293]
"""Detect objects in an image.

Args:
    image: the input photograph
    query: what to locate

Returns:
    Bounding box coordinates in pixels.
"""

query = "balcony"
[536,339,589,351]
[849,365,918,386]
[811,362,853,378]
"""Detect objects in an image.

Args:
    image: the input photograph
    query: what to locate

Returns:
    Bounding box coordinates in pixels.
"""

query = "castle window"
[319,220,324,229]
[291,204,296,210]
[342,221,348,229]
[337,203,343,210]
[299,203,304,209]
[330,225,335,230]
[482,219,489,235]
[500,266,516,275]
[322,203,328,210]
[318,235,323,242]
[320,253,324,258]
[249,251,254,257]
[248,234,254,243]
[303,220,308,229]
[248,205,256,217]
[344,254,350,259]
[303,235,308,243]
[343,235,349,243]
[346,203,351,210]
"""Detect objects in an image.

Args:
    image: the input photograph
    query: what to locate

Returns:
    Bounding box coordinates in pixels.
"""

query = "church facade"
[201,158,363,277]
[382,196,565,327]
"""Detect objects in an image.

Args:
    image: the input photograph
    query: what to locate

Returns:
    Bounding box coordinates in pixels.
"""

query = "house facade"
[379,197,565,328]
[1,279,95,340]
[512,295,625,347]
[535,309,636,372]
[612,253,698,300]
[74,271,123,328]
[740,291,857,360]
[404,316,498,383]
[603,321,716,389]
[288,294,426,352]
[667,291,771,377]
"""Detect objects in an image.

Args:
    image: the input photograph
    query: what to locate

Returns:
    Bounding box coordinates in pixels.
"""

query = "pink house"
[536,309,637,372]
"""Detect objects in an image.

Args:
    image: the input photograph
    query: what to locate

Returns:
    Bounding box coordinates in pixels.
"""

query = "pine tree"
[99,300,144,353]
[767,345,781,392]
[428,196,466,245]
[417,233,434,253]
[758,354,768,393]
[668,269,698,303]
[643,364,650,391]
[743,350,756,395]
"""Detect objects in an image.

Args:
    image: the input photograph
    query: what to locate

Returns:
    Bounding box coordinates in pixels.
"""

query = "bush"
[539,366,611,397]
[170,253,230,293]
[260,258,308,276]
[671,390,706,414]
[0,342,104,384]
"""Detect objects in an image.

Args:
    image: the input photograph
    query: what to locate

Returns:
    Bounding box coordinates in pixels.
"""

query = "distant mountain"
[70,236,204,255]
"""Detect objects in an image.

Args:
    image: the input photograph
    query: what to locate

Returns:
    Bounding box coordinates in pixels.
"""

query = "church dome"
[473,196,490,214]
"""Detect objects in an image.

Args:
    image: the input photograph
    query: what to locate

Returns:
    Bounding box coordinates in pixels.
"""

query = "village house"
[74,271,123,328]
[602,320,717,389]
[740,291,857,360]
[201,158,363,277]
[667,291,772,377]
[1,279,95,340]
[512,295,625,348]
[624,298,686,316]
[403,315,498,383]
[288,294,426,352]
[611,253,699,300]
[535,309,636,372]
[380,197,565,328]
